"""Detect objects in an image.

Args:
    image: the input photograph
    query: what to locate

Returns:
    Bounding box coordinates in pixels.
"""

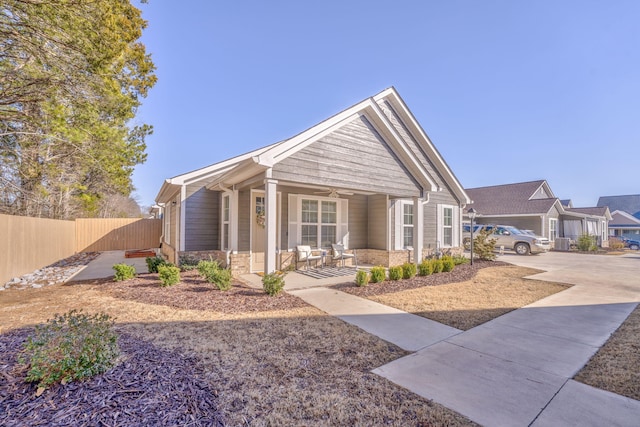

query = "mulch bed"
[85,269,309,314]
[0,328,225,427]
[333,259,508,297]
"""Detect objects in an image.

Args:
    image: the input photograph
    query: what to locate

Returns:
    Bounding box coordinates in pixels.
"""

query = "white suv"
[463,224,551,255]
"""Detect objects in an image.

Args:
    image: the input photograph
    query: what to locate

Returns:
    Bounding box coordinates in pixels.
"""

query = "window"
[222,195,230,250]
[301,198,337,248]
[403,203,414,248]
[549,218,558,241]
[443,206,453,246]
[437,204,457,248]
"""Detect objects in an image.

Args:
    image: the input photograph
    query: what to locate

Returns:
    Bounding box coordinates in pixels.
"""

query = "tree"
[0,0,156,219]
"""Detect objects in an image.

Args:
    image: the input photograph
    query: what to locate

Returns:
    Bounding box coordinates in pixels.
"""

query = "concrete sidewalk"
[291,252,640,426]
[372,252,640,426]
[69,250,150,282]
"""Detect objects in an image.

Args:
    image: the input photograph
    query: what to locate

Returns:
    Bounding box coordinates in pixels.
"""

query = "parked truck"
[463,224,551,255]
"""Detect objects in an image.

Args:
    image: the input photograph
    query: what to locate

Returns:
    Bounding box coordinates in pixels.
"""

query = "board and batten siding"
[184,184,220,251]
[346,194,368,249]
[238,189,251,252]
[273,116,421,198]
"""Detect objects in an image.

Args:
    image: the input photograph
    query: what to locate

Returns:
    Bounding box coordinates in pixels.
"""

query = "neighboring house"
[597,195,640,238]
[465,180,611,245]
[155,87,470,275]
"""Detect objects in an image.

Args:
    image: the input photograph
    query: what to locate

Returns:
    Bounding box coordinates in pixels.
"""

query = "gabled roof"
[156,87,471,204]
[610,209,640,226]
[560,199,573,208]
[597,194,640,218]
[465,180,559,215]
[566,206,612,220]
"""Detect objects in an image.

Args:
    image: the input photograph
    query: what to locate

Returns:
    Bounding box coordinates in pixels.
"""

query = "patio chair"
[331,243,357,268]
[296,245,323,270]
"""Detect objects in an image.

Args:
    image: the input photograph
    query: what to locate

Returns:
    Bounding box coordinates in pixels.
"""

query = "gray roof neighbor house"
[597,194,640,237]
[466,180,611,245]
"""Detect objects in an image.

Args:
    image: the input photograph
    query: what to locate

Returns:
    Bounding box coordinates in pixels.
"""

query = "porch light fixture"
[468,207,477,265]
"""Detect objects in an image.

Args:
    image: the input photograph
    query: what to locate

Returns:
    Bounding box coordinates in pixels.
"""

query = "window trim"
[300,197,338,249]
[549,218,558,242]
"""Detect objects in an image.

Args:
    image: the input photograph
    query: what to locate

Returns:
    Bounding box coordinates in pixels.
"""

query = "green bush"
[197,259,232,290]
[473,228,497,261]
[441,256,455,272]
[112,263,136,281]
[577,234,597,252]
[178,253,200,271]
[418,260,433,276]
[158,264,180,287]
[402,262,417,279]
[370,266,386,283]
[355,270,369,287]
[388,265,403,281]
[431,259,444,274]
[451,254,469,265]
[20,310,119,391]
[262,272,285,296]
[145,256,168,273]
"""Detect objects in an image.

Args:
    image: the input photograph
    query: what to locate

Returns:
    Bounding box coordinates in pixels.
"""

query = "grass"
[1,264,637,425]
[368,265,569,330]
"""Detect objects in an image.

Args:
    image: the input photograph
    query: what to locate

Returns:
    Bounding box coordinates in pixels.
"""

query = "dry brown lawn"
[2,263,637,425]
[0,277,476,426]
[574,304,640,400]
[368,265,569,330]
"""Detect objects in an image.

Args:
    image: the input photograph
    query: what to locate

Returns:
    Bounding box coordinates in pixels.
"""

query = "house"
[597,195,640,238]
[465,180,611,246]
[155,87,470,275]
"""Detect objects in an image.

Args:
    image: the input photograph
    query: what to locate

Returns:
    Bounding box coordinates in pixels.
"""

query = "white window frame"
[549,218,558,242]
[394,200,414,249]
[164,203,171,245]
[288,194,348,250]
[221,194,230,250]
[437,204,458,248]
[300,198,338,249]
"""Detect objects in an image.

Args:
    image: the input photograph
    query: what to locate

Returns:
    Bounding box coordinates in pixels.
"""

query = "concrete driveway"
[374,251,640,426]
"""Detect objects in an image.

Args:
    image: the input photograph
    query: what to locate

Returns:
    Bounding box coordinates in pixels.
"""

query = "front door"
[251,191,280,272]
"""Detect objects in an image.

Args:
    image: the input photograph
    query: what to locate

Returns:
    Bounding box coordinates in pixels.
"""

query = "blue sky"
[133,1,639,209]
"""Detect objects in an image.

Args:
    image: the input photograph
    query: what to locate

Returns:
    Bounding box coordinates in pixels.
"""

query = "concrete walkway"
[373,252,640,426]
[69,250,150,282]
[288,252,640,426]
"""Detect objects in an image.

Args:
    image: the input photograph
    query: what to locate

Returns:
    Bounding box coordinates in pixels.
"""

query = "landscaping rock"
[3,252,100,290]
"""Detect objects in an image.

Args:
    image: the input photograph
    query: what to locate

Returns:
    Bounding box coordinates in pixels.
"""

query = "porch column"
[413,196,424,265]
[264,175,278,274]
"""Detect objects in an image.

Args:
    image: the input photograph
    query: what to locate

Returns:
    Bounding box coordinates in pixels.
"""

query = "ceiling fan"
[313,187,354,198]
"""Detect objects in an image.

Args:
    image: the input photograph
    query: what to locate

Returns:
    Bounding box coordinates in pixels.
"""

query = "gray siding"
[238,190,251,252]
[347,194,368,249]
[368,195,388,250]
[378,100,461,205]
[184,184,220,251]
[273,116,421,197]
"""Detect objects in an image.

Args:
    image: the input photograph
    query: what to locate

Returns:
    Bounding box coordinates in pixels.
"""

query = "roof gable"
[465,180,558,215]
[597,194,640,217]
[610,209,640,225]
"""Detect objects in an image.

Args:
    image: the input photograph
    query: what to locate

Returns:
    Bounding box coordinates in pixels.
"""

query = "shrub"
[355,270,369,287]
[158,264,180,287]
[431,259,444,274]
[402,262,417,279]
[178,253,200,271]
[20,310,119,392]
[197,259,232,290]
[451,254,469,265]
[388,265,403,281]
[609,238,625,250]
[146,256,168,273]
[112,263,136,281]
[473,228,497,261]
[418,259,433,276]
[441,256,455,272]
[370,266,386,283]
[262,272,285,296]
[577,234,597,252]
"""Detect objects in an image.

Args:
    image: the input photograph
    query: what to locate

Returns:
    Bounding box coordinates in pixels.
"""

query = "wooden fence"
[75,218,161,252]
[0,214,161,285]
